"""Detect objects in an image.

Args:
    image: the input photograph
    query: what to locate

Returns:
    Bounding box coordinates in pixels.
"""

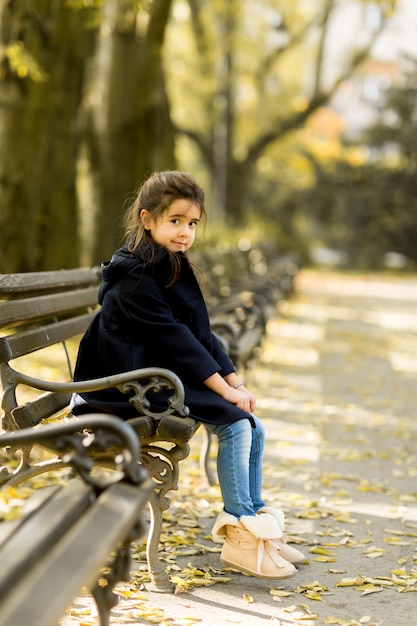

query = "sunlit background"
[0,0,416,273]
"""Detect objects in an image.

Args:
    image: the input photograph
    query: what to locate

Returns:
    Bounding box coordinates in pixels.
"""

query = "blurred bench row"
[195,244,298,370]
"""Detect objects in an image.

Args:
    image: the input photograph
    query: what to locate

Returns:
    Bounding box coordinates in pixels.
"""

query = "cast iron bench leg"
[145,490,174,592]
[200,426,217,487]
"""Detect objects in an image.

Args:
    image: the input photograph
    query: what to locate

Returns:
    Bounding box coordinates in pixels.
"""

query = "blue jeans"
[205,415,266,519]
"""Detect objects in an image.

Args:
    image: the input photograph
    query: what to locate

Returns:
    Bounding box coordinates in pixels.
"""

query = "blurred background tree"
[0,0,93,271]
[292,54,417,269]
[1,0,415,272]
[168,0,383,230]
[0,0,176,269]
[77,0,177,264]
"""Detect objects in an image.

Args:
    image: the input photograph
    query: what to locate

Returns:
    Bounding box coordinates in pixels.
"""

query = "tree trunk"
[179,1,391,227]
[78,0,176,266]
[0,0,91,272]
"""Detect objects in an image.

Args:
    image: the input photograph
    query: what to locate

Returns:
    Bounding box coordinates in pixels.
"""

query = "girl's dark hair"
[123,170,206,285]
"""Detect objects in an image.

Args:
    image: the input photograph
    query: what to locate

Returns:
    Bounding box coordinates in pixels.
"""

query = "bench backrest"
[0,268,101,428]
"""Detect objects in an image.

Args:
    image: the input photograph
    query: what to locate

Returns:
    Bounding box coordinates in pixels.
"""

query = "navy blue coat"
[71,244,252,426]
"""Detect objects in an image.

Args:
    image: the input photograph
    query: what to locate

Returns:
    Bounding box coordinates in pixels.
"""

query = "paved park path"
[62,270,417,626]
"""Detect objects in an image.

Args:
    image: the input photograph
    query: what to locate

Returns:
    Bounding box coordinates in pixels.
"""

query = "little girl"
[71,170,305,579]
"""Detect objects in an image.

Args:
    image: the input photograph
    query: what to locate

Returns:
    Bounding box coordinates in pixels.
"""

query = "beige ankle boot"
[257,506,286,534]
[257,505,289,542]
[274,538,308,564]
[213,512,296,579]
[257,506,307,563]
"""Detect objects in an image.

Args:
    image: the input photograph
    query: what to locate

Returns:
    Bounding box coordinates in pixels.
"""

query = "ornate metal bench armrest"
[0,414,147,488]
[1,364,189,425]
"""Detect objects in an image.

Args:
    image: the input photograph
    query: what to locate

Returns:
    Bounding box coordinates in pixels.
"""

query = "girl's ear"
[140,209,152,230]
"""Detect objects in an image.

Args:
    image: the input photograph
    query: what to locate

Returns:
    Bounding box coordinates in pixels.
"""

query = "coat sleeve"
[210,331,236,375]
[113,271,226,383]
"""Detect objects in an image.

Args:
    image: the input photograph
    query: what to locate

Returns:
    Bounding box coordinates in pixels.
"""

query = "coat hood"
[98,241,181,304]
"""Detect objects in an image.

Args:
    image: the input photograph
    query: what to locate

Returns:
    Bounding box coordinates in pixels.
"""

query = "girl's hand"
[237,385,256,412]
[223,386,256,413]
[202,373,256,412]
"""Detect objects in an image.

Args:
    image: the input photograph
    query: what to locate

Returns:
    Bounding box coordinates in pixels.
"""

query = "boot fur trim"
[257,506,285,529]
[240,513,282,539]
[257,506,285,535]
[212,511,239,541]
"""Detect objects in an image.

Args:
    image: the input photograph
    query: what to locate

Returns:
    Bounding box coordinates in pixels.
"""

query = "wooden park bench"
[0,414,152,626]
[193,245,299,484]
[0,246,299,597]
[195,245,299,370]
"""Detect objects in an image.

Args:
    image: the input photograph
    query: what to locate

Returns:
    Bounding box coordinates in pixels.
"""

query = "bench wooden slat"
[12,391,71,428]
[237,326,263,365]
[0,268,100,295]
[0,313,95,362]
[0,287,98,328]
[0,480,94,597]
[0,481,149,626]
[0,485,59,545]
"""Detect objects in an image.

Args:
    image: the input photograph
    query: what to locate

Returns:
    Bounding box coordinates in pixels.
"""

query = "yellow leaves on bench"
[0,485,36,521]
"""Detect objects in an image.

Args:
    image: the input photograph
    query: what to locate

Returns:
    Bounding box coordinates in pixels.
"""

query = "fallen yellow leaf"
[305,590,323,601]
[362,546,385,558]
[298,602,315,615]
[356,584,383,595]
[384,537,411,545]
[270,589,293,597]
[336,576,365,587]
[309,546,337,556]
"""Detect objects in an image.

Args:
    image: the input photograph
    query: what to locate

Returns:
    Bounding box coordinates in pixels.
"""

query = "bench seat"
[0,415,152,626]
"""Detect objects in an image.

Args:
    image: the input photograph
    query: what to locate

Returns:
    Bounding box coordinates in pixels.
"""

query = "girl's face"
[141,199,201,253]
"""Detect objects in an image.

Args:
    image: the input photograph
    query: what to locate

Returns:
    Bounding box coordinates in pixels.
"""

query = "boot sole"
[220,557,296,580]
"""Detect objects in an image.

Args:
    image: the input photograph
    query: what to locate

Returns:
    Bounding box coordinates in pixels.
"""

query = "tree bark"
[0,0,92,272]
[78,0,176,266]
